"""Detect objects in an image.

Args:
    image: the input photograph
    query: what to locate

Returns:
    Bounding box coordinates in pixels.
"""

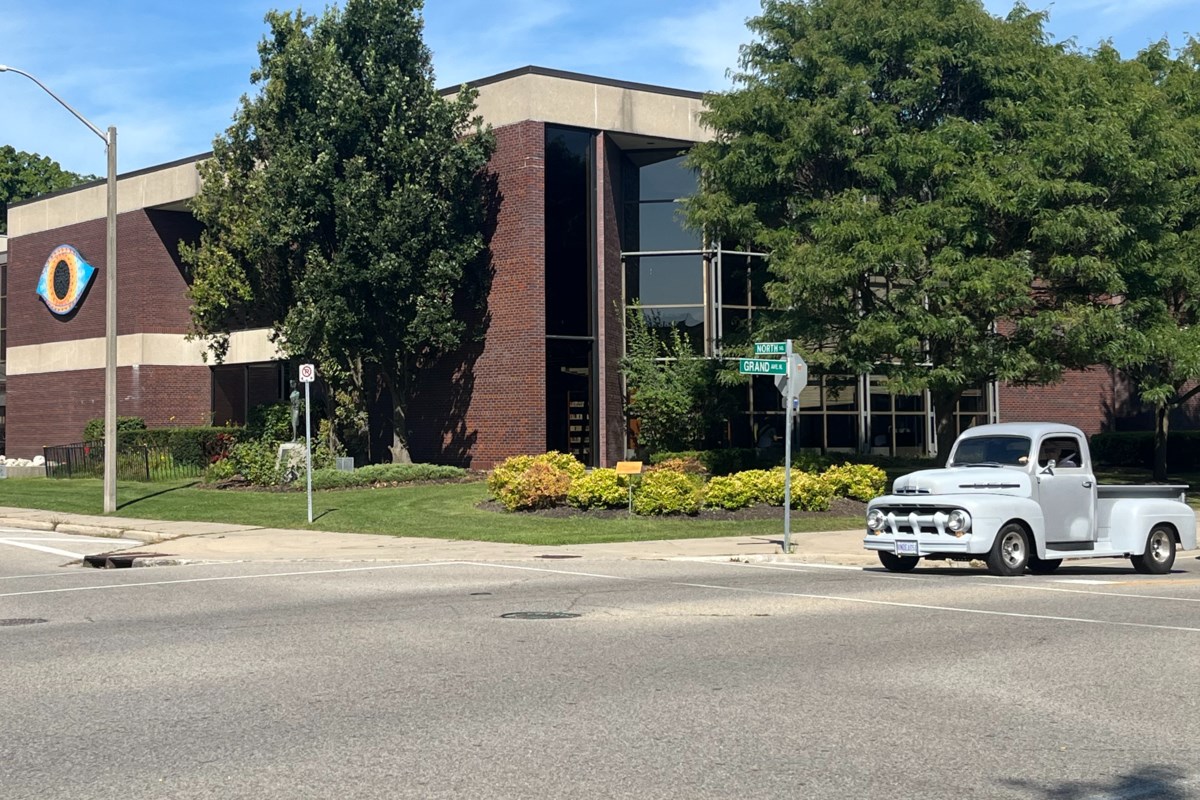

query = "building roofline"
[440,65,705,101]
[7,151,213,210]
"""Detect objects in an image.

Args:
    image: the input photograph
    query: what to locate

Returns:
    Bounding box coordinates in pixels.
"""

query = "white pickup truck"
[863,422,1196,576]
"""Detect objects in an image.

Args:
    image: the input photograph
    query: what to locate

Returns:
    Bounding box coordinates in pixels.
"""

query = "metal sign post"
[299,363,316,523]
[742,342,808,554]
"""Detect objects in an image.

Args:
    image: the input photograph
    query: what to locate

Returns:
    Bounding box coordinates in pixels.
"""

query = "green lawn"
[0,478,862,547]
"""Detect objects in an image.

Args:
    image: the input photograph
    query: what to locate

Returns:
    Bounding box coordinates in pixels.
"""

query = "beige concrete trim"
[452,72,713,143]
[7,328,281,375]
[7,160,203,237]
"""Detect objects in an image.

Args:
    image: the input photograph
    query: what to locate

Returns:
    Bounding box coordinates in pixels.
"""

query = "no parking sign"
[299,363,316,383]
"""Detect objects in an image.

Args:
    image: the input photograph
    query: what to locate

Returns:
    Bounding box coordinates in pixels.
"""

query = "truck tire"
[878,552,920,572]
[986,524,1029,576]
[1131,525,1176,575]
[1028,556,1062,574]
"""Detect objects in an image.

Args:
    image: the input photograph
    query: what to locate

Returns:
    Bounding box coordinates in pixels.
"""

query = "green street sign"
[754,342,787,355]
[739,358,788,375]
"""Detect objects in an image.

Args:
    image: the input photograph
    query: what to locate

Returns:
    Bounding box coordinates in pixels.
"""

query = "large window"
[545,126,596,463]
[622,150,704,351]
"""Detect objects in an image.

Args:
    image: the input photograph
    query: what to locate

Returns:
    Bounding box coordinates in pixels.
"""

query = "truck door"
[1036,435,1096,543]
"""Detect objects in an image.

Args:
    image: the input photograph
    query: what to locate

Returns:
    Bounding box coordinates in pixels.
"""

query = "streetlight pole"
[1,65,119,513]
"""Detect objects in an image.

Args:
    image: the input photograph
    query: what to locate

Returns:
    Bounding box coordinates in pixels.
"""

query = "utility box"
[335,457,355,472]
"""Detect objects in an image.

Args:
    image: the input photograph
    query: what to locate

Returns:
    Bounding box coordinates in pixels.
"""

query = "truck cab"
[863,422,1196,576]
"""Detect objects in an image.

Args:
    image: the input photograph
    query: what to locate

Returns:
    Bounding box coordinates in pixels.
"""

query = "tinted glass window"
[625,255,703,306]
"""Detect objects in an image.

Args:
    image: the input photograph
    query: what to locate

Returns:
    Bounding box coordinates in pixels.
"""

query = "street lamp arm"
[0,64,108,143]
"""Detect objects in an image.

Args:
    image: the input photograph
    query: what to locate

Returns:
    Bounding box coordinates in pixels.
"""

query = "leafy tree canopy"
[687,0,1154,456]
[182,0,495,463]
[0,145,97,234]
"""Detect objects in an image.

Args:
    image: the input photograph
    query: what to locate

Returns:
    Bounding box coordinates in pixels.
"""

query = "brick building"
[0,67,1158,466]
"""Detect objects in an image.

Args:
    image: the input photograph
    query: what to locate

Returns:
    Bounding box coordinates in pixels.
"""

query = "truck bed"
[1096,484,1189,501]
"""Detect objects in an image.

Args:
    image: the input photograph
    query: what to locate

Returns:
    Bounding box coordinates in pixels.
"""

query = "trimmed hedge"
[567,468,630,510]
[311,463,467,490]
[487,452,586,511]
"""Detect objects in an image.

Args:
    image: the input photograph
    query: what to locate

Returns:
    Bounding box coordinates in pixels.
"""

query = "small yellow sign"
[615,461,644,475]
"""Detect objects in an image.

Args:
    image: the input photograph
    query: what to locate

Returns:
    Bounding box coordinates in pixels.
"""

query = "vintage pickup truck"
[863,422,1197,576]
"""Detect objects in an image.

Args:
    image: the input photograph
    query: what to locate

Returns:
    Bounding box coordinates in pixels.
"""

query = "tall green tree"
[1104,39,1200,479]
[0,146,96,234]
[687,0,1124,458]
[182,0,495,463]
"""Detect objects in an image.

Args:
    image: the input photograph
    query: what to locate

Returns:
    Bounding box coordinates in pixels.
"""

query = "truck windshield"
[950,435,1031,467]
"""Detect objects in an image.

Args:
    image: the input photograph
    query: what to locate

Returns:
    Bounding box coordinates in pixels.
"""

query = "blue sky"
[1,0,1195,178]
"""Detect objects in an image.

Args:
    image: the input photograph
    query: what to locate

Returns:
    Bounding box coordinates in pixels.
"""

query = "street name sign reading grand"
[739,358,787,375]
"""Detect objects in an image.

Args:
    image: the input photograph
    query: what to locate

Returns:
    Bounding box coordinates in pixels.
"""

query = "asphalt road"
[3,531,1200,799]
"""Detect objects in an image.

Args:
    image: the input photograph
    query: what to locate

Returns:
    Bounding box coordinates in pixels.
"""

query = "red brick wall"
[8,210,198,347]
[998,368,1118,435]
[408,120,548,468]
[7,366,210,455]
[6,210,205,457]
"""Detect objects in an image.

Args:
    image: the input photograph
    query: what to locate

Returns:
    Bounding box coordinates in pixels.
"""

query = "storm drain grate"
[500,611,581,620]
[0,618,49,627]
[82,552,169,569]
[538,554,582,559]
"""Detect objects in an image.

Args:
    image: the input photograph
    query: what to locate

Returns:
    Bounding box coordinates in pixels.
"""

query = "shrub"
[633,470,703,515]
[702,473,757,510]
[820,463,887,501]
[310,463,467,489]
[750,468,834,511]
[487,452,583,511]
[651,449,760,476]
[567,468,629,509]
[204,456,239,483]
[83,416,146,442]
[247,401,294,442]
[647,456,707,476]
[228,439,284,486]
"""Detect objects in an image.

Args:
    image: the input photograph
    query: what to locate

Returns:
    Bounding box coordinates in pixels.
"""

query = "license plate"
[895,540,918,556]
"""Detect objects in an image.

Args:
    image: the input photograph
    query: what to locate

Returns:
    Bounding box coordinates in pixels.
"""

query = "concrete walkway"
[0,505,878,566]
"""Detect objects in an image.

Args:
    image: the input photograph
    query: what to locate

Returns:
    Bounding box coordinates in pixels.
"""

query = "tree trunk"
[930,389,964,466]
[382,366,414,464]
[1153,402,1169,481]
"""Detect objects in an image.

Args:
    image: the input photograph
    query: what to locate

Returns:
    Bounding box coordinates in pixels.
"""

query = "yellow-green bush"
[487,452,585,511]
[567,468,629,510]
[702,473,758,510]
[820,463,887,501]
[752,468,834,511]
[647,456,707,476]
[633,470,704,515]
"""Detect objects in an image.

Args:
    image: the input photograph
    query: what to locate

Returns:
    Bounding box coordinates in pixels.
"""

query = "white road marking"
[1056,579,1117,585]
[3,559,1198,634]
[0,539,85,559]
[0,561,465,598]
[0,537,141,545]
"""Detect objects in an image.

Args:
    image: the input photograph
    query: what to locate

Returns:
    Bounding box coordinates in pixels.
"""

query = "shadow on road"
[1006,765,1192,798]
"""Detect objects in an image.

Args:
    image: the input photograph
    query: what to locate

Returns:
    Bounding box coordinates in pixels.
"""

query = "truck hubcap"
[1149,531,1170,562]
[1002,533,1024,567]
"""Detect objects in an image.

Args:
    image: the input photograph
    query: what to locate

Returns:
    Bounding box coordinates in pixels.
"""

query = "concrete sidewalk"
[0,505,877,566]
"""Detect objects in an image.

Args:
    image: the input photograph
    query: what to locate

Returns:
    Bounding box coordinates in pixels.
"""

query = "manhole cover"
[0,618,49,627]
[500,611,581,620]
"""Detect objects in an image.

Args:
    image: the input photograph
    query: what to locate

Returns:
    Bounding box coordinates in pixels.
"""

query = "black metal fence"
[43,441,206,482]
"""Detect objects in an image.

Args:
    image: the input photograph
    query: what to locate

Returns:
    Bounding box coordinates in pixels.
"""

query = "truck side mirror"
[1040,459,1056,475]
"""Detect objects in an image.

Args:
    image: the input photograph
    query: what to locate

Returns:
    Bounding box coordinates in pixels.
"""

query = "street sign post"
[299,363,316,523]
[744,342,807,554]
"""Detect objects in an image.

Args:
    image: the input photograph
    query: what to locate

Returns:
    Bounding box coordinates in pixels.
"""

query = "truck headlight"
[866,509,886,532]
[947,509,971,534]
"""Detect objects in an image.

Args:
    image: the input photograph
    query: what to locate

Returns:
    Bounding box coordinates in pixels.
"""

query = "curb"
[53,523,175,544]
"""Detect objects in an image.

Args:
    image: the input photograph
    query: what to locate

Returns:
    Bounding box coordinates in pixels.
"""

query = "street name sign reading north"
[739,358,788,375]
[754,342,788,356]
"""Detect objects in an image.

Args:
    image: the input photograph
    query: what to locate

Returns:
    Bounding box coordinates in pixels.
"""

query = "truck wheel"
[986,524,1029,576]
[1131,526,1176,575]
[1028,556,1062,575]
[878,552,920,572]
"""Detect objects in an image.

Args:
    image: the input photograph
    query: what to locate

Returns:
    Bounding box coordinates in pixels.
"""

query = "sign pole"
[304,378,313,523]
[783,339,794,554]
